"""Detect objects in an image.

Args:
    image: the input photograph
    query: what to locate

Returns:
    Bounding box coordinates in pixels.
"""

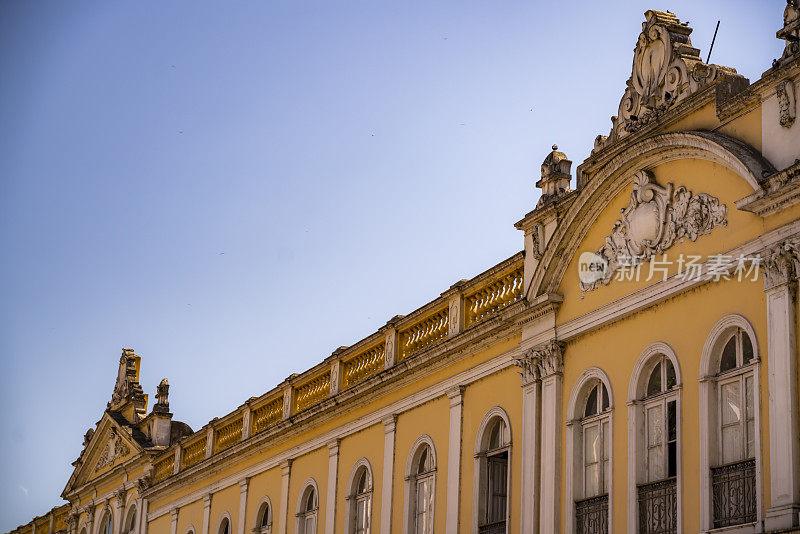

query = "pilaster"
[445,386,464,534]
[169,509,178,534]
[763,240,800,529]
[113,489,125,534]
[515,349,542,534]
[381,415,398,534]
[202,495,211,534]
[325,440,340,534]
[238,478,249,534]
[278,460,292,534]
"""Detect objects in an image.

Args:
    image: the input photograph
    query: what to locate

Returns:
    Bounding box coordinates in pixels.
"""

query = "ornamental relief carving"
[581,170,727,292]
[514,340,565,385]
[762,239,800,290]
[593,11,735,153]
[93,427,131,473]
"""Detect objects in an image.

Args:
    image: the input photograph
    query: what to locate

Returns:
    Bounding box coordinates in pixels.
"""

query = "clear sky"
[0,0,783,528]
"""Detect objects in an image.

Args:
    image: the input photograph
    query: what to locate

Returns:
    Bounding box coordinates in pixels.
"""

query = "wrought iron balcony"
[711,458,757,529]
[575,493,608,534]
[477,520,506,534]
[637,477,677,534]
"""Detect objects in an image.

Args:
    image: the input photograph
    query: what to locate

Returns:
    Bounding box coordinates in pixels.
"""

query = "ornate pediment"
[580,170,727,291]
[593,11,737,153]
[92,427,132,473]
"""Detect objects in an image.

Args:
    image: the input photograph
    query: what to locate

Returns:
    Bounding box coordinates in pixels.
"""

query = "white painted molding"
[252,495,273,533]
[202,495,212,534]
[445,387,464,534]
[214,512,232,534]
[380,416,397,534]
[628,342,682,402]
[324,442,339,534]
[520,381,540,534]
[237,479,249,534]
[402,435,437,534]
[699,314,760,377]
[278,462,291,534]
[471,407,512,534]
[294,478,319,534]
[184,525,196,534]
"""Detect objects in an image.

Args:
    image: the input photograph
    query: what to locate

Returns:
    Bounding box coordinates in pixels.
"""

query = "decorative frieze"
[581,170,727,291]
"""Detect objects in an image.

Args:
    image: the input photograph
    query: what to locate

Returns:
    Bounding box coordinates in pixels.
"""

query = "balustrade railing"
[181,438,207,470]
[575,494,608,534]
[637,477,677,534]
[342,343,386,389]
[294,372,331,413]
[465,267,523,327]
[398,308,448,361]
[711,458,757,529]
[153,455,175,483]
[252,396,284,434]
[214,417,243,453]
[478,521,506,534]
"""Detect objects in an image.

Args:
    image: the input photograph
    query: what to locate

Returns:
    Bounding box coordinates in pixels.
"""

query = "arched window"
[628,344,682,534]
[296,480,319,534]
[699,316,762,531]
[566,369,613,534]
[346,460,373,534]
[99,510,113,534]
[473,408,511,534]
[124,505,137,534]
[217,517,230,534]
[255,497,272,534]
[404,436,436,534]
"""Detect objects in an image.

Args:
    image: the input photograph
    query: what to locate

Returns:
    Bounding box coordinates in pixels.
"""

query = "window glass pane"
[648,447,664,481]
[722,425,742,464]
[721,382,742,425]
[584,425,600,463]
[584,463,599,497]
[742,332,754,362]
[666,359,676,389]
[746,420,756,459]
[417,448,428,474]
[745,375,754,420]
[667,441,677,478]
[357,470,368,494]
[261,505,270,527]
[647,406,663,447]
[601,385,609,411]
[602,420,610,461]
[720,335,737,372]
[585,385,598,417]
[667,400,677,442]
[647,362,662,396]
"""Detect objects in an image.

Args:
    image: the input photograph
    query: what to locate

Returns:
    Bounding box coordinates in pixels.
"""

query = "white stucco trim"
[565,367,614,534]
[445,386,464,534]
[253,495,273,533]
[184,525,196,534]
[380,416,396,534]
[214,512,232,534]
[294,478,320,534]
[324,443,339,534]
[402,435,437,534]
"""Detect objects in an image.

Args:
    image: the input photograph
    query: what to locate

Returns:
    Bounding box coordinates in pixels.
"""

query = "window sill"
[702,521,760,534]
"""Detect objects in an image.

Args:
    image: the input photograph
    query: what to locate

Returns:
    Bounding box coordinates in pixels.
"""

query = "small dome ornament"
[536,144,573,206]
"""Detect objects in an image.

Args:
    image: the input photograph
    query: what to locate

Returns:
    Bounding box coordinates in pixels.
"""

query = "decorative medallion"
[93,427,131,472]
[580,170,727,291]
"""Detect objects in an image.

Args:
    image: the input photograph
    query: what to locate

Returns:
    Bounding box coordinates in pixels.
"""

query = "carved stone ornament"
[109,348,145,410]
[94,427,131,472]
[776,0,800,66]
[593,11,736,154]
[777,79,797,128]
[83,428,95,448]
[531,223,546,260]
[581,170,727,292]
[115,487,127,504]
[514,340,565,385]
[762,239,800,290]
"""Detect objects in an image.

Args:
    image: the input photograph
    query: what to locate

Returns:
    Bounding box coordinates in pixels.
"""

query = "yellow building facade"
[11,5,800,534]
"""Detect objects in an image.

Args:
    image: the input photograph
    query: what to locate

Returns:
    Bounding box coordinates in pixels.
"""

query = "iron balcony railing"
[477,521,506,534]
[575,493,608,534]
[637,477,677,534]
[711,458,757,529]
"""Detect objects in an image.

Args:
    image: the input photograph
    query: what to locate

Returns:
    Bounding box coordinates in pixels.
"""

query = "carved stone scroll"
[581,170,727,291]
[593,11,737,153]
[514,340,565,385]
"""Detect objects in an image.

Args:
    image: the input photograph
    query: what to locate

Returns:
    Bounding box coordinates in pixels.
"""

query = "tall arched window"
[566,369,613,534]
[217,517,230,534]
[124,505,137,534]
[346,460,373,534]
[628,344,682,534]
[700,315,762,531]
[255,497,272,534]
[404,436,436,534]
[296,480,319,534]
[99,510,113,534]
[473,408,511,534]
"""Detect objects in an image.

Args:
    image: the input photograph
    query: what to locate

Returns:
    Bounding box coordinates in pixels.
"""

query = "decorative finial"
[552,144,558,151]
[536,146,572,206]
[154,378,170,413]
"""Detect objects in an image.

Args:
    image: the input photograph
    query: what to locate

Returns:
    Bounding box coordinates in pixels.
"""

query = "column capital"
[170,509,178,520]
[114,487,126,506]
[280,459,292,475]
[382,414,397,433]
[446,385,464,406]
[762,238,800,291]
[203,494,212,508]
[515,340,565,385]
[239,477,249,491]
[327,439,340,456]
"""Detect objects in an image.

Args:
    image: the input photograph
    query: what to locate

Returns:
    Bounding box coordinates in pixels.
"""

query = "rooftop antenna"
[706,20,721,63]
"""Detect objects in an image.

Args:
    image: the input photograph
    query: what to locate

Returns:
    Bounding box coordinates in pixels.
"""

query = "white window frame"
[253,496,273,534]
[565,367,615,534]
[471,407,512,534]
[216,513,232,534]
[627,342,683,534]
[295,478,319,534]
[98,509,113,534]
[403,435,437,534]
[344,458,374,534]
[122,501,138,534]
[699,314,763,534]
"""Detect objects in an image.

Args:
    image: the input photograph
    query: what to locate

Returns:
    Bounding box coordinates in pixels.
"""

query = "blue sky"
[0,0,783,528]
